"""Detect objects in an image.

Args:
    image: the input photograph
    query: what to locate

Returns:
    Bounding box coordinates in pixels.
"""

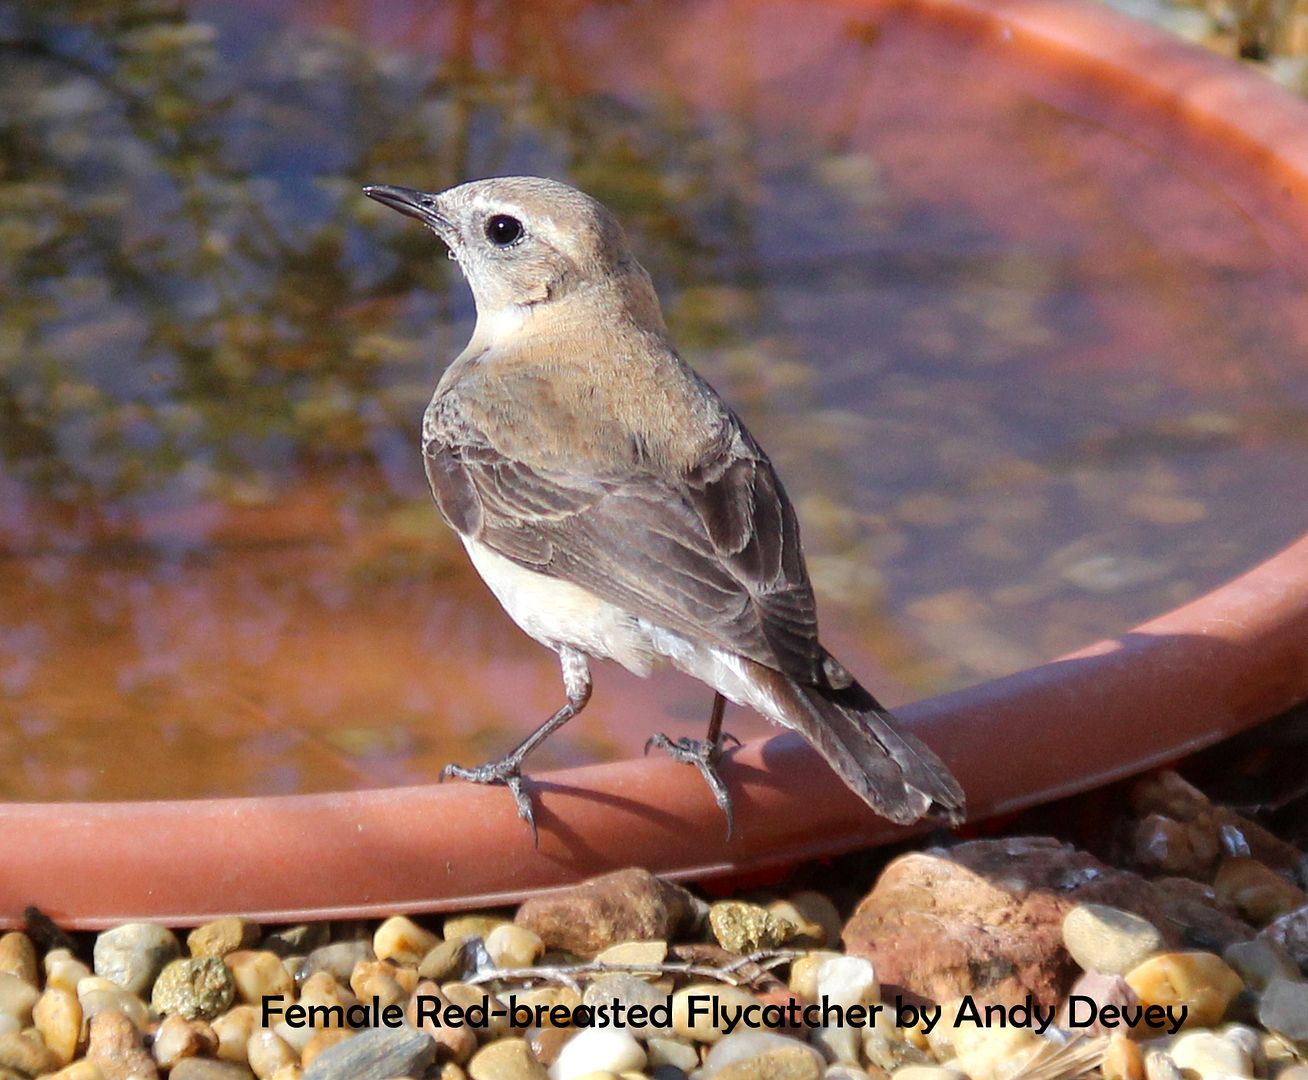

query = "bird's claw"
[440,759,539,846]
[644,732,737,839]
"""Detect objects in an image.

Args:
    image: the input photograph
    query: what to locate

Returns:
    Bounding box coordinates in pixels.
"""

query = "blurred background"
[2,0,1307,801]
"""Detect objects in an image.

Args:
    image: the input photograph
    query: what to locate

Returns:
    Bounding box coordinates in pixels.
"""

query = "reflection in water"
[1,0,1307,800]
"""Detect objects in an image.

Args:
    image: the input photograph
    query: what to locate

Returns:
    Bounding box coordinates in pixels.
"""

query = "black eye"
[485,214,523,247]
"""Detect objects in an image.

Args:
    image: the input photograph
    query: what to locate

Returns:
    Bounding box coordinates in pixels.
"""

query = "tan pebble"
[298,971,357,1026]
[485,925,545,969]
[78,986,150,1030]
[227,952,295,1004]
[1125,952,1243,1029]
[152,1013,218,1068]
[349,960,409,1009]
[443,984,512,1041]
[34,986,82,1065]
[785,891,842,949]
[1214,858,1307,927]
[188,918,261,959]
[435,1065,468,1080]
[302,1028,354,1067]
[247,1029,297,1080]
[443,914,511,941]
[0,972,38,1025]
[407,981,476,1064]
[593,941,667,967]
[43,1061,106,1080]
[526,1024,570,1066]
[0,933,37,988]
[1061,903,1163,975]
[373,916,440,968]
[86,1009,158,1079]
[890,1068,967,1080]
[213,1004,258,1064]
[671,984,758,1043]
[645,1036,698,1072]
[269,1066,301,1080]
[788,952,842,1001]
[467,1037,546,1080]
[953,1027,1040,1080]
[512,986,582,1018]
[1104,1033,1145,1080]
[0,1028,57,1076]
[46,950,93,993]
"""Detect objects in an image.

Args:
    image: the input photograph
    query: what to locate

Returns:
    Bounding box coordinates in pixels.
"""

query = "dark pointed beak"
[363,184,451,234]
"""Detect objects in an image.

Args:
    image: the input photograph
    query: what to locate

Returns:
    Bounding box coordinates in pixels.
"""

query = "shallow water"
[2,0,1307,801]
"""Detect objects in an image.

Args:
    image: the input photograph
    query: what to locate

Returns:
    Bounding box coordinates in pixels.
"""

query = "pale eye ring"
[485,214,524,247]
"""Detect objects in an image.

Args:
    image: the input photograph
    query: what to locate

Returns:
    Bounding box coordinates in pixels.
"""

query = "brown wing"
[423,406,838,687]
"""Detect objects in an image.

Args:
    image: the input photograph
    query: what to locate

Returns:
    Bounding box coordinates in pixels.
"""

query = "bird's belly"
[460,538,657,674]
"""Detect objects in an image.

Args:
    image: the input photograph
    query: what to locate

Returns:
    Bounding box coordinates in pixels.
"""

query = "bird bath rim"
[4,0,1308,928]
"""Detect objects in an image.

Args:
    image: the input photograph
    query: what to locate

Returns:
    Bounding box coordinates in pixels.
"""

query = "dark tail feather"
[771,671,966,825]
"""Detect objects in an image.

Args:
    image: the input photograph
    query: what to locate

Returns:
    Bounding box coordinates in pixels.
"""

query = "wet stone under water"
[1,0,1307,800]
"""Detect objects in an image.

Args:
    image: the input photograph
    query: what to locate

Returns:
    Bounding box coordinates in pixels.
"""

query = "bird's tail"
[766,668,966,826]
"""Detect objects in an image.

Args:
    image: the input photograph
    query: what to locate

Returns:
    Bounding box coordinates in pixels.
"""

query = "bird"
[363,176,965,840]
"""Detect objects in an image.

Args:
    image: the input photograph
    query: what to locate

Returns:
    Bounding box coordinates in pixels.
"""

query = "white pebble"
[816,956,878,1008]
[549,1028,646,1080]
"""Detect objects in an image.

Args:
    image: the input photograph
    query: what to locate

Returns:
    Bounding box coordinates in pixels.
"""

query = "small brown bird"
[364,176,965,839]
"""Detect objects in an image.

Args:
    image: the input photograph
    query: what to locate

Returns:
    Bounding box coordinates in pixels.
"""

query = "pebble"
[951,1026,1041,1080]
[0,972,38,1026]
[788,952,843,1001]
[407,981,477,1063]
[549,1029,646,1079]
[153,956,237,1019]
[1214,858,1307,926]
[1062,903,1163,974]
[93,923,180,997]
[247,1030,298,1080]
[1103,1033,1145,1080]
[34,985,82,1065]
[515,869,698,957]
[227,951,296,1004]
[304,942,375,984]
[0,933,37,987]
[645,1037,699,1073]
[1169,1030,1252,1078]
[349,960,410,1009]
[702,1032,822,1079]
[815,955,877,1008]
[303,1026,436,1080]
[78,983,151,1029]
[189,918,261,959]
[213,1005,259,1064]
[153,1014,218,1069]
[1257,976,1308,1046]
[709,902,797,954]
[0,1029,58,1076]
[299,970,356,1024]
[1124,951,1244,1028]
[443,983,513,1040]
[1229,947,1296,1005]
[420,937,473,982]
[86,1009,159,1079]
[467,1037,547,1080]
[1144,1052,1183,1080]
[1057,971,1139,1035]
[594,941,668,966]
[264,924,329,958]
[671,984,759,1043]
[171,1061,258,1080]
[301,1029,353,1069]
[46,949,93,993]
[444,914,512,941]
[583,974,672,1036]
[373,916,439,967]
[783,892,842,948]
[486,925,546,969]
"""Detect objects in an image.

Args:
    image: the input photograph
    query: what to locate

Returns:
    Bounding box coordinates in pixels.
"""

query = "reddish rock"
[515,868,700,957]
[1215,858,1307,927]
[842,838,1252,1008]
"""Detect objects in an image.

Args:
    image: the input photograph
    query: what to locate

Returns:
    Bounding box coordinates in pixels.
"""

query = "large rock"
[843,838,1252,1007]
[515,868,700,957]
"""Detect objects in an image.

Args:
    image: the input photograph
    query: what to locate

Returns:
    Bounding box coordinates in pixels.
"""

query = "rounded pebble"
[153,956,237,1019]
[34,986,82,1065]
[189,918,261,959]
[703,1031,823,1078]
[247,1030,298,1080]
[0,932,38,987]
[468,1037,547,1080]
[1124,951,1243,1029]
[1258,976,1308,1046]
[373,916,440,967]
[1062,904,1164,975]
[672,984,759,1043]
[227,951,295,1004]
[93,922,180,997]
[486,925,546,969]
[549,1029,646,1080]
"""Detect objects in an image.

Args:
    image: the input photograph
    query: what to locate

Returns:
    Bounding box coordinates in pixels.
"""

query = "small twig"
[467,949,802,993]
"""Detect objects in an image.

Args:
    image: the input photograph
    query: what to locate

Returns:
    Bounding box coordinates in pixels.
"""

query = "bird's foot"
[644,731,741,839]
[440,757,538,845]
